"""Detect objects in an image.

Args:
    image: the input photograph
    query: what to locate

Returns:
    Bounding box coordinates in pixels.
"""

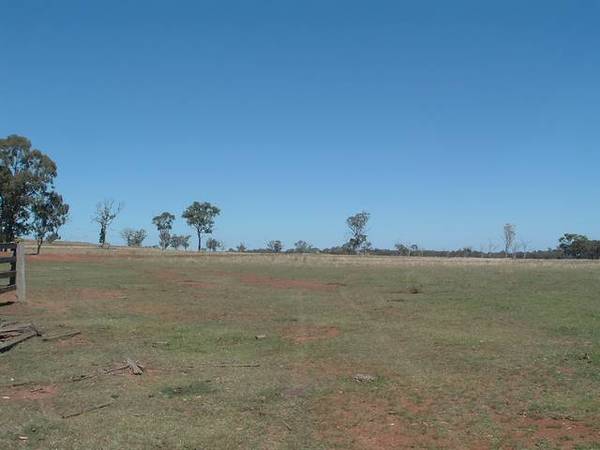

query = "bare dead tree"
[503,224,516,258]
[487,239,498,258]
[92,200,123,247]
[519,240,530,259]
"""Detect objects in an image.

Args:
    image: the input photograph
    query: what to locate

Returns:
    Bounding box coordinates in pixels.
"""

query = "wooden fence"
[0,243,25,302]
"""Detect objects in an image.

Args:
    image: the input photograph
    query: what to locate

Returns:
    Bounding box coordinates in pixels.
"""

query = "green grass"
[0,249,599,449]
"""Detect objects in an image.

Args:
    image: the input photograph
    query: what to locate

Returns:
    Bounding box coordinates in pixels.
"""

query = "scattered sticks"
[125,358,144,375]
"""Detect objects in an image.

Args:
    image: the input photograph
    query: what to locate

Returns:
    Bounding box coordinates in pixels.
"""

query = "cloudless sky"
[1,1,599,250]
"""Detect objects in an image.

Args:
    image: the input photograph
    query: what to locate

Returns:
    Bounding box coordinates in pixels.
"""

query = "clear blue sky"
[1,1,599,250]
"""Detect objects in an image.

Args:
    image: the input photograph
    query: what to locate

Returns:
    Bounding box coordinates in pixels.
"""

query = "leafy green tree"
[152,212,175,250]
[92,199,123,247]
[394,242,409,256]
[31,192,69,254]
[236,242,247,252]
[558,233,600,259]
[120,228,147,247]
[181,235,191,251]
[182,201,220,251]
[206,237,222,252]
[267,240,283,253]
[294,240,317,253]
[170,234,191,250]
[0,135,61,242]
[346,211,370,254]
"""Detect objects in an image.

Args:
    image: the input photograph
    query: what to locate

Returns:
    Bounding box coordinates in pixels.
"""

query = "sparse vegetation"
[1,246,598,449]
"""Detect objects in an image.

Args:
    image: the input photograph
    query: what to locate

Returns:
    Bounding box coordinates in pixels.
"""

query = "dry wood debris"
[0,322,40,352]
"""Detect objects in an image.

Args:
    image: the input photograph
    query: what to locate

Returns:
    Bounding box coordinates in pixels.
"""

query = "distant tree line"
[2,135,598,259]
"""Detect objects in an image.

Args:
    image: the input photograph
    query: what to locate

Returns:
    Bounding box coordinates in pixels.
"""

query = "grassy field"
[1,247,599,449]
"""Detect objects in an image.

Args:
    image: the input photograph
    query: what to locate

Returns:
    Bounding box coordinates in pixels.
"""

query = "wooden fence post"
[16,242,25,302]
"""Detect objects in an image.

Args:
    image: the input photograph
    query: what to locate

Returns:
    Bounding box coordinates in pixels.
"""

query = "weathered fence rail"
[0,243,25,301]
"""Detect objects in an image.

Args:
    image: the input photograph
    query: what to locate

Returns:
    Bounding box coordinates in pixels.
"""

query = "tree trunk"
[36,238,42,255]
[99,225,106,245]
[197,230,202,251]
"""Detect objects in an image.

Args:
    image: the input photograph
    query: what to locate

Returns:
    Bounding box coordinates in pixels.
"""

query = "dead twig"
[42,330,81,342]
[62,401,113,419]
[70,373,98,382]
[196,363,260,368]
[104,364,129,374]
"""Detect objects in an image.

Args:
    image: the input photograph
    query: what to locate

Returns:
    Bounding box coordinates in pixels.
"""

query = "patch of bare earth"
[281,325,340,344]
[152,269,216,289]
[493,413,600,449]
[2,385,58,401]
[313,392,456,449]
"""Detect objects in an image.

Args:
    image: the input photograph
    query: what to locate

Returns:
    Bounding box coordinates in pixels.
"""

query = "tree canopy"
[345,211,370,254]
[0,135,63,242]
[121,228,147,247]
[152,212,175,250]
[266,240,283,253]
[182,201,220,251]
[31,191,69,254]
[558,233,600,259]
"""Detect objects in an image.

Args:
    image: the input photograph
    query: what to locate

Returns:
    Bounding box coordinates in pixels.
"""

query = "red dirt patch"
[493,413,600,449]
[2,385,58,401]
[313,392,453,449]
[152,269,216,289]
[282,325,341,344]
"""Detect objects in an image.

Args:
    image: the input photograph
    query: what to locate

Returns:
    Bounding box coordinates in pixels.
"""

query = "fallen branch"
[0,330,38,352]
[0,323,34,334]
[70,373,98,382]
[196,363,260,368]
[42,330,81,342]
[62,401,113,419]
[104,364,129,374]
